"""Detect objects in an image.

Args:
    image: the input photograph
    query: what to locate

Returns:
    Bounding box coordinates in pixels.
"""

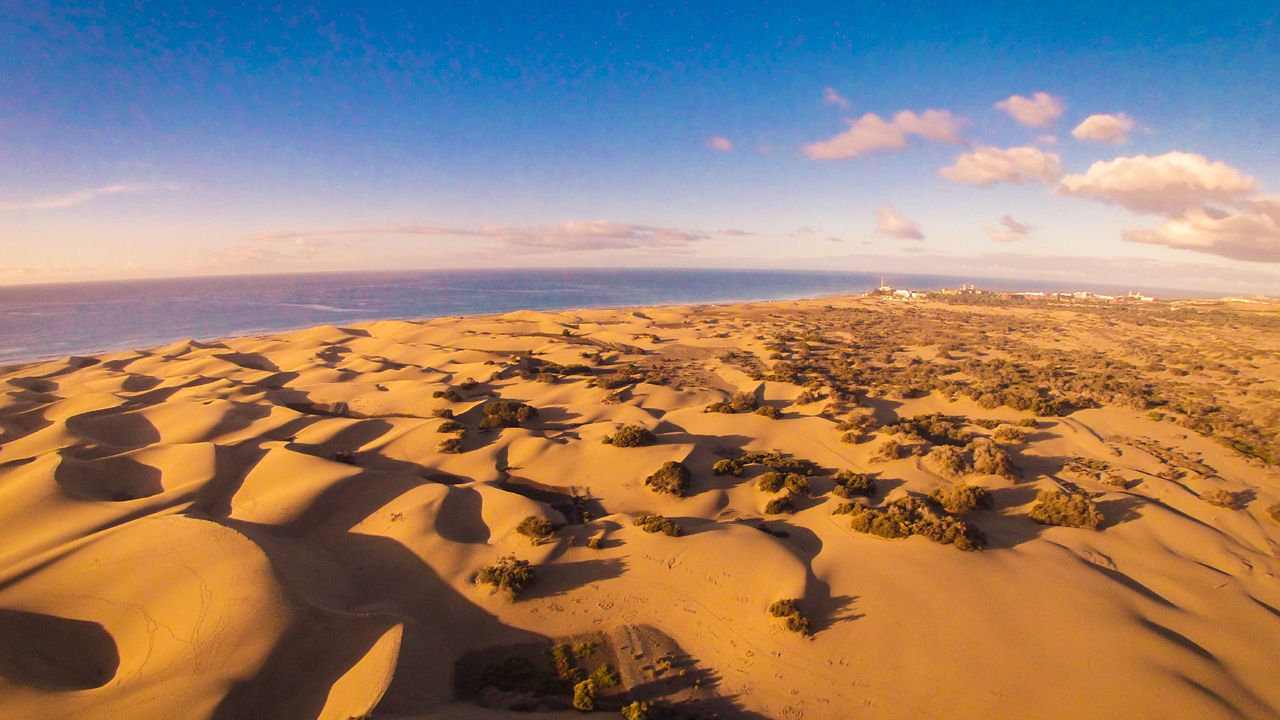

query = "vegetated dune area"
[2,293,1280,720]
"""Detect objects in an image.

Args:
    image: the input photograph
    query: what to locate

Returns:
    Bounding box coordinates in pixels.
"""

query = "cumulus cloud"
[1057,151,1259,216]
[823,87,852,109]
[1071,113,1137,144]
[939,145,1063,186]
[1124,197,1280,263]
[0,183,146,210]
[994,92,1064,128]
[986,215,1034,243]
[251,221,712,253]
[875,204,924,240]
[707,136,734,152]
[802,109,965,160]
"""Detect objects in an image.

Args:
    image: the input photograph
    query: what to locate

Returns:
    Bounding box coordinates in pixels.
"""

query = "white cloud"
[707,136,734,152]
[0,183,146,210]
[986,215,1034,243]
[1057,151,1259,215]
[875,204,924,240]
[249,221,712,253]
[1124,197,1280,263]
[1038,135,1057,145]
[823,87,852,109]
[994,92,1064,128]
[1071,113,1137,144]
[802,109,965,160]
[939,145,1063,186]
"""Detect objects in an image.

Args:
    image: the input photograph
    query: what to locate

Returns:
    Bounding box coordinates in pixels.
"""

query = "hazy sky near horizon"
[3,2,1280,292]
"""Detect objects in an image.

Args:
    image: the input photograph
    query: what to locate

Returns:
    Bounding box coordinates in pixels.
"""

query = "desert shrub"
[794,390,820,405]
[713,458,743,476]
[433,389,462,402]
[430,408,454,419]
[730,391,759,412]
[609,424,656,447]
[590,663,619,689]
[756,471,786,493]
[587,537,603,550]
[840,431,860,444]
[971,418,1001,430]
[930,482,993,514]
[970,439,1016,479]
[622,701,652,720]
[871,438,902,462]
[1201,488,1244,510]
[764,494,795,515]
[1016,418,1039,428]
[572,679,595,711]
[784,473,810,496]
[837,411,878,433]
[1268,503,1280,525]
[1030,489,1103,529]
[476,555,535,596]
[634,514,681,536]
[832,470,876,498]
[755,405,782,419]
[928,445,971,478]
[481,656,538,692]
[479,400,538,429]
[436,419,465,433]
[738,450,816,475]
[835,497,986,550]
[574,641,596,657]
[992,426,1026,443]
[517,516,555,543]
[886,413,971,446]
[645,461,691,497]
[437,437,464,454]
[767,599,811,635]
[550,643,577,679]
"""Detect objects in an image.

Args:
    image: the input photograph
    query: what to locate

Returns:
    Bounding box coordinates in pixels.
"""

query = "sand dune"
[2,295,1279,719]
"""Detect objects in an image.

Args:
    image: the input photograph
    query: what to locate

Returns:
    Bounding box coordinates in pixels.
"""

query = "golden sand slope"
[1,297,1279,720]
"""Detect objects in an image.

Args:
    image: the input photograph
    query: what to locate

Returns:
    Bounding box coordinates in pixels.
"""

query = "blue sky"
[3,2,1279,292]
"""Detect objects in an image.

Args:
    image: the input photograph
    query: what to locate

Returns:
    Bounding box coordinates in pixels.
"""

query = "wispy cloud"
[875,204,924,240]
[707,136,735,152]
[0,183,151,210]
[939,145,1063,186]
[802,109,965,160]
[986,215,1034,243]
[249,221,714,253]
[823,87,852,109]
[994,92,1064,128]
[1071,113,1137,144]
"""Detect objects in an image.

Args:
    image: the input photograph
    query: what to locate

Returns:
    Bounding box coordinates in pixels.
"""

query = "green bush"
[436,419,465,433]
[1029,489,1103,529]
[730,391,759,412]
[713,458,743,476]
[832,470,876,498]
[476,555,535,596]
[645,461,691,496]
[767,599,811,635]
[437,437,464,454]
[574,641,596,657]
[590,663,619,689]
[871,438,902,462]
[479,400,538,429]
[784,473,810,496]
[609,424,657,447]
[430,408,454,419]
[928,445,970,478]
[755,405,782,419]
[622,701,652,720]
[885,413,971,446]
[764,494,795,515]
[433,389,462,402]
[634,514,681,536]
[929,482,992,514]
[756,471,785,493]
[587,537,603,550]
[573,679,596,711]
[992,426,1027,443]
[516,516,555,542]
[970,438,1015,478]
[835,497,986,550]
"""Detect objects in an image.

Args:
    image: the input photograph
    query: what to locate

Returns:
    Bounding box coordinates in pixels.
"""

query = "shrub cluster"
[756,471,786,493]
[755,405,782,419]
[831,469,876,498]
[929,482,993,514]
[590,664,619,689]
[835,497,986,550]
[572,680,595,711]
[436,419,465,433]
[607,424,656,447]
[437,437,464,454]
[432,389,462,402]
[516,516,555,543]
[768,599,811,634]
[764,494,795,515]
[992,426,1027,443]
[1029,489,1103,529]
[476,555,535,596]
[871,438,902,462]
[705,391,760,413]
[971,439,1015,478]
[633,514,681,536]
[712,458,743,476]
[885,413,972,446]
[737,450,816,475]
[430,408,454,419]
[479,400,538,429]
[622,701,652,720]
[1269,502,1280,525]
[645,461,691,496]
[1200,488,1244,510]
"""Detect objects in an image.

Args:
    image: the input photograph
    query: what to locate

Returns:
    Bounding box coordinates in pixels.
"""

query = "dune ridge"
[1,295,1279,719]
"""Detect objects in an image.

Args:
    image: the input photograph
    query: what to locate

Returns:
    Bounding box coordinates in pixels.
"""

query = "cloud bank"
[803,109,964,160]
[875,204,924,240]
[251,221,713,253]
[1057,152,1259,215]
[994,93,1064,127]
[940,146,1063,186]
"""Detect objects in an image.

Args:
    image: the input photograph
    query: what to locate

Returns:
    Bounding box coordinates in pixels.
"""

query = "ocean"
[0,268,1201,367]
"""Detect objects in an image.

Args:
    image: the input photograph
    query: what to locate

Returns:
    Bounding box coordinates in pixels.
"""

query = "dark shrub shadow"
[519,558,628,600]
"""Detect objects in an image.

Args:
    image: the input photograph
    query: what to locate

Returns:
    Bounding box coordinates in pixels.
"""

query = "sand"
[1,295,1278,720]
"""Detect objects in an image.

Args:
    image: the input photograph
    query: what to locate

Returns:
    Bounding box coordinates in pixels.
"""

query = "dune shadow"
[0,608,119,690]
[54,453,164,502]
[520,558,628,600]
[436,486,490,544]
[213,352,282,373]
